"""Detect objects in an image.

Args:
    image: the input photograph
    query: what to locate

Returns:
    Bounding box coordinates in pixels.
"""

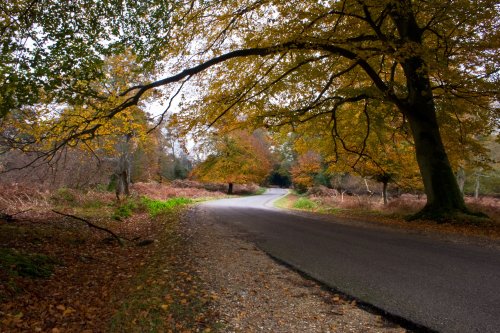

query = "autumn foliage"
[191,130,273,193]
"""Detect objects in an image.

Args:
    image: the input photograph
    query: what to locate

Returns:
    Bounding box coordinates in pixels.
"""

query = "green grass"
[112,200,137,220]
[141,197,193,217]
[0,248,57,278]
[293,197,317,210]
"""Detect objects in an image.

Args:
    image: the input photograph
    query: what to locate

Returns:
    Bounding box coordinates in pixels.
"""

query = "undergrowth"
[112,200,137,220]
[109,212,215,332]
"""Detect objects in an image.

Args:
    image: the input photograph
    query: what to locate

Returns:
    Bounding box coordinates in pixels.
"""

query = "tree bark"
[391,2,471,220]
[474,172,480,199]
[403,73,468,219]
[115,134,132,200]
[456,166,466,195]
[227,182,234,195]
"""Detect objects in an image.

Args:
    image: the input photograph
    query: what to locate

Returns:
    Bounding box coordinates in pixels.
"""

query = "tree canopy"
[1,0,499,220]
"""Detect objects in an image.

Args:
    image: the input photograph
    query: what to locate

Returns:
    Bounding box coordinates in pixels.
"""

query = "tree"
[290,151,322,193]
[2,1,498,220]
[191,130,272,194]
[1,50,156,196]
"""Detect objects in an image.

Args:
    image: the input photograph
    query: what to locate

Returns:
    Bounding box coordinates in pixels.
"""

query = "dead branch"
[52,210,128,246]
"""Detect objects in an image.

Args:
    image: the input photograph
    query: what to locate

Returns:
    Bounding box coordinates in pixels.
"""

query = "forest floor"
[1,183,496,332]
[0,183,228,332]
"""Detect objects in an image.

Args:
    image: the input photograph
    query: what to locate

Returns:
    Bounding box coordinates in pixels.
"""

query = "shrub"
[51,188,77,205]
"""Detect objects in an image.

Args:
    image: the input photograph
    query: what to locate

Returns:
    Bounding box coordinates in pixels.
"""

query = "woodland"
[0,0,499,331]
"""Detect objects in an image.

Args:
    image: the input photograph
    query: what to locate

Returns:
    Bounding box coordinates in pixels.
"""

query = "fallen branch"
[52,210,128,246]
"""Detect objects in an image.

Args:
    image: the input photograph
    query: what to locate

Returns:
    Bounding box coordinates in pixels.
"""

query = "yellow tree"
[3,1,499,221]
[191,130,272,194]
[290,151,322,193]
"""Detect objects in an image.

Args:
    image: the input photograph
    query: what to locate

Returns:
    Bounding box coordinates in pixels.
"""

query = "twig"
[10,208,32,217]
[52,210,128,246]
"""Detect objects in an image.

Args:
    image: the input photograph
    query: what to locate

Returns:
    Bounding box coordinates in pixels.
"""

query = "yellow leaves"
[55,304,76,316]
[192,129,273,185]
[1,312,23,327]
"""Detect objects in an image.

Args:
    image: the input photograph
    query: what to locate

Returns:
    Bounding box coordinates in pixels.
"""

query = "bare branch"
[52,210,128,245]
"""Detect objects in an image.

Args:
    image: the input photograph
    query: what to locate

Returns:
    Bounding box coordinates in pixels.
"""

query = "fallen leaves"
[0,201,217,332]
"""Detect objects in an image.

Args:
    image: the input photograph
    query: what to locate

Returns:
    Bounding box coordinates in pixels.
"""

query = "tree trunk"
[456,166,466,195]
[404,87,468,220]
[474,172,480,199]
[389,0,484,221]
[382,180,388,205]
[115,134,132,200]
[227,182,233,195]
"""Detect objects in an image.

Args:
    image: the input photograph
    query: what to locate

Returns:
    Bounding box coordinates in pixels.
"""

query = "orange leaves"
[291,151,322,191]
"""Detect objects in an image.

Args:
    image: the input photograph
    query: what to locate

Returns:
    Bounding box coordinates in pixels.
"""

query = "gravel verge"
[187,206,408,333]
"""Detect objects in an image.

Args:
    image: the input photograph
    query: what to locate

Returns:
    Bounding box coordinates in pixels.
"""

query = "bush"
[51,188,77,205]
[293,197,317,210]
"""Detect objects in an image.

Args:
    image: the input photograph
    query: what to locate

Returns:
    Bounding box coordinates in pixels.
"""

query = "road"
[200,188,500,333]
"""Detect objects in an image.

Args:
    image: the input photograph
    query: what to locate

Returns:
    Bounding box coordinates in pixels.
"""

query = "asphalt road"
[200,188,500,333]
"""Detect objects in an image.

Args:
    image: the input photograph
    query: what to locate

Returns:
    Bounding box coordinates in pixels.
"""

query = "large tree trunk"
[406,105,468,219]
[402,58,468,219]
[391,2,472,220]
[227,182,234,195]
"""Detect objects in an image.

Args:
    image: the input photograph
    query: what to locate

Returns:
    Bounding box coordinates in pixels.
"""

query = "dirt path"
[187,206,407,333]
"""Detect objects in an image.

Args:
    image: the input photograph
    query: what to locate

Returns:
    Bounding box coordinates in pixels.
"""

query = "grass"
[254,187,267,195]
[140,197,193,217]
[112,200,137,220]
[0,248,57,279]
[293,197,317,210]
[274,192,500,239]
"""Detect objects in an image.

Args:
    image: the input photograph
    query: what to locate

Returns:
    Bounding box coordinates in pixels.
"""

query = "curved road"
[199,188,500,333]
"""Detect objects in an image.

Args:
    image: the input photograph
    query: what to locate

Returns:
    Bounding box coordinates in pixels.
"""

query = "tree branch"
[52,210,128,246]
